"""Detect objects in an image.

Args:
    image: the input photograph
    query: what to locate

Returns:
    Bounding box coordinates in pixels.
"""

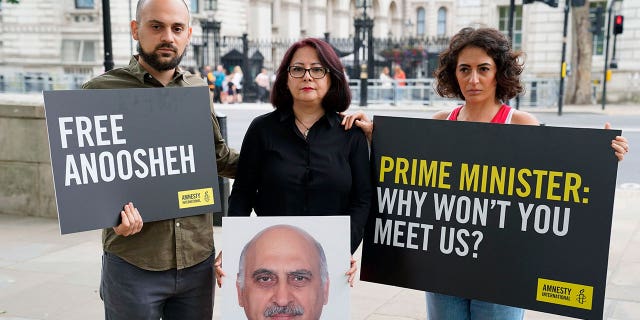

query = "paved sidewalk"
[0,189,638,319]
[1,97,638,319]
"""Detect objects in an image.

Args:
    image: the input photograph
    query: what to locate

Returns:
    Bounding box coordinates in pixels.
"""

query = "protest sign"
[361,116,620,319]
[44,87,220,234]
[222,216,351,320]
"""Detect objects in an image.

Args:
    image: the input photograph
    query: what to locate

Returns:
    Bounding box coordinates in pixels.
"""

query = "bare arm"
[431,110,450,120]
[510,110,540,126]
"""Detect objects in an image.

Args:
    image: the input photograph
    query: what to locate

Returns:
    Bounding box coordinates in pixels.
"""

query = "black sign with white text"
[361,116,620,319]
[44,87,220,234]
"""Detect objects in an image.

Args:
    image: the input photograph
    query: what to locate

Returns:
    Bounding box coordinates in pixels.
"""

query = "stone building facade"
[0,0,637,101]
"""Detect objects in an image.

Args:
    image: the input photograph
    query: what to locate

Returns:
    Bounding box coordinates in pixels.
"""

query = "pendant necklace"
[295,117,311,138]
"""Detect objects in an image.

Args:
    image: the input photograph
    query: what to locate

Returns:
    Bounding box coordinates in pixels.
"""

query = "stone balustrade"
[0,93,57,218]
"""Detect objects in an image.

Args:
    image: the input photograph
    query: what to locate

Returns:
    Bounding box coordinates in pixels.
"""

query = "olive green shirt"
[82,56,238,271]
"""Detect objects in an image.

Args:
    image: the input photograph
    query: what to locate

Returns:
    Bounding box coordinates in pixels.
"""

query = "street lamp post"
[355,0,374,107]
[212,20,221,66]
[200,18,216,67]
[405,19,414,39]
[557,0,570,115]
[102,0,114,72]
[602,0,623,110]
[199,0,221,69]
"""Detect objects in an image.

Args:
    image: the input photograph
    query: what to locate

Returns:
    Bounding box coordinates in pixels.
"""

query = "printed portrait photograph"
[221,216,351,320]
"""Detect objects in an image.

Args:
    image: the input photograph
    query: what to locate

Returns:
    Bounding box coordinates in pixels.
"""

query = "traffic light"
[571,0,586,6]
[613,15,624,35]
[589,7,603,34]
[523,0,559,8]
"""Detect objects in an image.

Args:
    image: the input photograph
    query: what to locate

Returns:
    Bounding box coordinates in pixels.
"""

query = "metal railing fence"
[349,77,560,108]
[0,74,90,93]
[0,72,559,109]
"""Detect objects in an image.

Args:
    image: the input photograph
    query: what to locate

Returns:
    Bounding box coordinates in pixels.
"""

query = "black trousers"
[213,85,223,103]
[100,252,214,320]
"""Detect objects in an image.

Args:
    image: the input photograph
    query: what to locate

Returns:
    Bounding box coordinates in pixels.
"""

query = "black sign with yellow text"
[360,116,620,319]
[44,87,220,234]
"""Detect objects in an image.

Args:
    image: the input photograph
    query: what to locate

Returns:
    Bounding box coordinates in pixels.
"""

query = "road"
[217,104,640,189]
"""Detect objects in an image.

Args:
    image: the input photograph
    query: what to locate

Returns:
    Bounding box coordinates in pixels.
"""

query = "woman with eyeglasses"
[225,38,370,284]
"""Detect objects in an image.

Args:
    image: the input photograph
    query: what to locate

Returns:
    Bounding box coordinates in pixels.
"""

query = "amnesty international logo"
[178,187,215,209]
[576,289,588,305]
[536,278,593,310]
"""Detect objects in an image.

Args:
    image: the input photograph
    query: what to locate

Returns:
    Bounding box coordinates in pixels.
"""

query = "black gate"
[190,34,449,101]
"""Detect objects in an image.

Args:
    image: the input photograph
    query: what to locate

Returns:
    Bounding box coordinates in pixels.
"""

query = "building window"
[204,0,216,11]
[75,0,94,9]
[590,1,606,55]
[437,7,447,36]
[62,40,97,63]
[416,8,426,36]
[191,0,199,13]
[498,5,522,51]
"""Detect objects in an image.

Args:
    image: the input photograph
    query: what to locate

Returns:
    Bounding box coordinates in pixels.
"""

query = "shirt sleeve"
[227,117,262,216]
[347,128,373,253]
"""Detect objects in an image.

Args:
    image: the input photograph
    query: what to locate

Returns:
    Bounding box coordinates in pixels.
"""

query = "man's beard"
[137,43,186,71]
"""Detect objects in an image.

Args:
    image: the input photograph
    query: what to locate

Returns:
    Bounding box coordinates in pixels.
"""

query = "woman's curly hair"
[434,27,524,102]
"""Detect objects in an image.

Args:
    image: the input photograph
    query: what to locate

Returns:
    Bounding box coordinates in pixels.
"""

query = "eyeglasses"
[287,66,329,79]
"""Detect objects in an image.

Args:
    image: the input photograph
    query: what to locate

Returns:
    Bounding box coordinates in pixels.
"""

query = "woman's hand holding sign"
[605,123,629,161]
[214,251,225,288]
[112,202,143,236]
[346,256,358,287]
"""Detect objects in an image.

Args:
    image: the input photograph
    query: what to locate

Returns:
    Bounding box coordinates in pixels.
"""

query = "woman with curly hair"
[343,26,629,319]
[426,26,535,320]
[430,27,536,126]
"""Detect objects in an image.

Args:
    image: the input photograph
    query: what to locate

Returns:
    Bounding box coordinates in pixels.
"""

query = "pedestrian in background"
[393,65,406,101]
[204,65,215,93]
[213,64,225,103]
[231,65,244,103]
[379,66,393,102]
[254,67,270,103]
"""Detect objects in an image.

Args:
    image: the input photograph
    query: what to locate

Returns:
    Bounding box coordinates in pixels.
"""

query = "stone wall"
[0,94,57,218]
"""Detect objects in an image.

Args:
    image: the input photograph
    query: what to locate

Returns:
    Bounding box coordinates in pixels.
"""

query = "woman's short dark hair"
[271,38,351,112]
[434,27,524,102]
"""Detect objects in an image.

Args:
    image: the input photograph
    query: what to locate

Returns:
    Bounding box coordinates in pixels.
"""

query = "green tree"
[1,0,20,3]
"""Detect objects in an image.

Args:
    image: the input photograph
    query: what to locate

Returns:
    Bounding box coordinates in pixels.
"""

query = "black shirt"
[228,108,371,252]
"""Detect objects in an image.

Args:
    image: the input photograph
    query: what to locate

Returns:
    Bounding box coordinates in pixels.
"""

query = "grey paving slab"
[0,280,99,319]
[366,287,427,319]
[0,188,637,319]
[351,281,415,320]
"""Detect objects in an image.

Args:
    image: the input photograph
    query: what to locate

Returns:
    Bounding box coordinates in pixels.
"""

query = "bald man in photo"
[236,224,329,320]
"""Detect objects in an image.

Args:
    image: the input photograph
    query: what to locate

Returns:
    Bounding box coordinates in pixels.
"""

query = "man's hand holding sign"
[113,202,143,236]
